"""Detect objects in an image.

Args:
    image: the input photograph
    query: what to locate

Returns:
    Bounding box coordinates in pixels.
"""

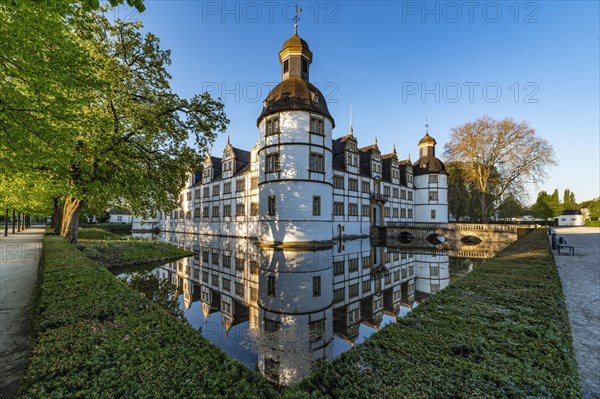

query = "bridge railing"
[385,222,519,233]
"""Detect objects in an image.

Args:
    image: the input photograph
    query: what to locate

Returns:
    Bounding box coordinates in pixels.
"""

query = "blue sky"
[119,1,599,204]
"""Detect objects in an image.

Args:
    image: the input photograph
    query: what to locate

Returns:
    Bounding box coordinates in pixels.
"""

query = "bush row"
[20,236,277,398]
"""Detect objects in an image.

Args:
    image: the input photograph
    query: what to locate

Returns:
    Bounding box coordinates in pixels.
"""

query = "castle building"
[137,31,448,245]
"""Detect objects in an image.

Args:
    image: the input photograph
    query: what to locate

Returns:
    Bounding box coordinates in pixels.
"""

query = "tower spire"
[425,118,429,134]
[349,104,353,135]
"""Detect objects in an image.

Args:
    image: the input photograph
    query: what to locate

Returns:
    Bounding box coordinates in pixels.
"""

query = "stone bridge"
[378,222,528,255]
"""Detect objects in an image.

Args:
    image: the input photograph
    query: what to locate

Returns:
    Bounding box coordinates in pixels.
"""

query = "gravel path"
[554,226,600,399]
[0,226,45,399]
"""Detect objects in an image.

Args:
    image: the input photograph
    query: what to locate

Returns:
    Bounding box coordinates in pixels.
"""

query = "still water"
[117,232,486,386]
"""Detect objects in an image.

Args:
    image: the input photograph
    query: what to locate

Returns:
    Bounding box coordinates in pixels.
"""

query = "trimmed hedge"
[20,236,277,398]
[287,229,582,398]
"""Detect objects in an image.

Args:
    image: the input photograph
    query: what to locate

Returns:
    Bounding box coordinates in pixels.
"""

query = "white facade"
[137,32,448,244]
[557,211,585,226]
[108,213,131,223]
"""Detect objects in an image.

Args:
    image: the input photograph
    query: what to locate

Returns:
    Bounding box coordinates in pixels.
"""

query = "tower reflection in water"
[129,232,476,386]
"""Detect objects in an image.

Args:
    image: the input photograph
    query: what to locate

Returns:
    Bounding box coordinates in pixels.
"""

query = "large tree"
[563,189,577,210]
[55,10,228,243]
[444,116,556,223]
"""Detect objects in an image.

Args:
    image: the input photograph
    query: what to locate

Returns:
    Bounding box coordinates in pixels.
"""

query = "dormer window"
[266,117,279,136]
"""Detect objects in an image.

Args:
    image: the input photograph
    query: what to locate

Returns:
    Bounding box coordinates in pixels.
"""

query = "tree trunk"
[61,197,84,244]
[480,193,488,223]
[54,200,64,235]
[12,210,15,233]
[17,211,21,232]
[4,208,8,236]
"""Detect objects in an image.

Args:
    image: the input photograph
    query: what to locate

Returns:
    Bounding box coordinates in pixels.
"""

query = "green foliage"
[286,230,581,398]
[563,189,577,210]
[585,219,600,227]
[21,236,277,398]
[80,222,132,234]
[584,198,600,219]
[497,195,524,219]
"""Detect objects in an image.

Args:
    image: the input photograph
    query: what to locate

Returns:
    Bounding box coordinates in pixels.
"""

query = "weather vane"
[293,4,302,34]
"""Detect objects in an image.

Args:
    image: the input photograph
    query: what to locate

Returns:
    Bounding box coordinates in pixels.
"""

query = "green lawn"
[77,227,192,267]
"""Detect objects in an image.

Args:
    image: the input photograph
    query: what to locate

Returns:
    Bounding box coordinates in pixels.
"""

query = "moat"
[117,231,489,386]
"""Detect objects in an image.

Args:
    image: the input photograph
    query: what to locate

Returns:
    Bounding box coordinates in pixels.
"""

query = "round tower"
[412,125,449,223]
[256,32,335,245]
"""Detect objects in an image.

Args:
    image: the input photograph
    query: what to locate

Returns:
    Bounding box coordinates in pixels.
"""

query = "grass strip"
[287,229,581,398]
[20,235,277,399]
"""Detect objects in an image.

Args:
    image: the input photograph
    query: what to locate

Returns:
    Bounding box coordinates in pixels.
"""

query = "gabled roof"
[561,209,582,215]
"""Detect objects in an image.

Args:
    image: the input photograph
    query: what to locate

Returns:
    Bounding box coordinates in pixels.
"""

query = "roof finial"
[293,4,302,34]
[392,144,396,155]
[375,136,378,146]
[227,135,230,145]
[408,152,411,161]
[425,118,429,134]
[349,104,353,135]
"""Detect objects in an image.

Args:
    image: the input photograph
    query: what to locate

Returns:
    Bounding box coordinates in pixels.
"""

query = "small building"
[557,210,585,226]
[108,208,132,223]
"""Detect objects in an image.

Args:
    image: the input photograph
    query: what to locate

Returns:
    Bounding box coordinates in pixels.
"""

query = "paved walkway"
[553,226,600,399]
[0,226,45,399]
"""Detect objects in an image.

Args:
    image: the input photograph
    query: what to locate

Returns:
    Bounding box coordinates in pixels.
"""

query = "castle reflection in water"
[124,232,481,386]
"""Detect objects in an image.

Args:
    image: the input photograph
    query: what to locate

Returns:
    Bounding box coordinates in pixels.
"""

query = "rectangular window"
[251,176,259,189]
[236,257,245,272]
[431,265,440,276]
[333,260,345,276]
[362,255,371,269]
[401,189,406,199]
[349,283,359,298]
[429,191,438,201]
[333,202,344,216]
[194,208,201,218]
[267,276,276,297]
[361,181,370,193]
[385,271,392,284]
[202,250,209,263]
[408,191,413,201]
[362,204,370,217]
[310,117,324,135]
[236,178,245,192]
[266,153,280,172]
[268,196,276,216]
[302,58,308,74]
[212,250,219,265]
[393,188,399,198]
[348,203,358,216]
[212,184,220,197]
[348,178,358,192]
[211,274,219,287]
[431,209,437,219]
[266,117,279,135]
[348,258,359,272]
[393,208,399,218]
[202,271,209,283]
[203,206,209,218]
[250,260,259,275]
[194,188,201,202]
[117,215,123,222]
[223,204,231,217]
[212,206,220,219]
[313,196,321,216]
[384,207,390,217]
[309,153,325,173]
[283,59,289,73]
[408,208,413,218]
[362,279,371,293]
[250,202,259,216]
[333,175,344,189]
[203,186,210,198]
[313,276,321,297]
[333,288,345,303]
[223,255,231,268]
[223,161,231,172]
[309,319,325,343]
[235,282,244,297]
[223,182,231,194]
[401,208,407,218]
[264,319,280,333]
[429,174,438,183]
[236,204,245,216]
[384,186,391,196]
[223,278,231,292]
